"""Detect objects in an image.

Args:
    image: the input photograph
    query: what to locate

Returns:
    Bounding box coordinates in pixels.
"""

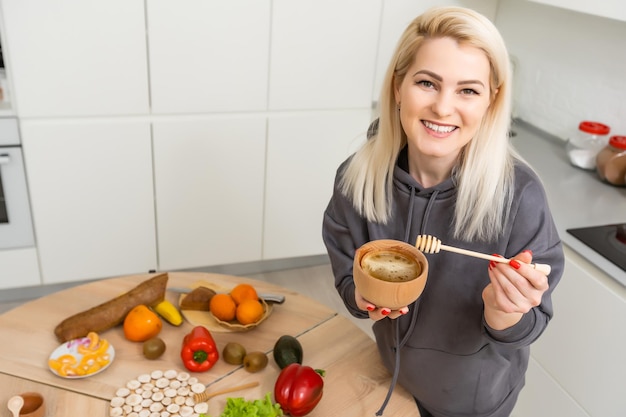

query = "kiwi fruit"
[243,351,268,373]
[143,337,166,360]
[222,342,247,365]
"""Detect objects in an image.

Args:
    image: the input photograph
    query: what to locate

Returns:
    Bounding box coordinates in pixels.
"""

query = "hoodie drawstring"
[375,188,439,416]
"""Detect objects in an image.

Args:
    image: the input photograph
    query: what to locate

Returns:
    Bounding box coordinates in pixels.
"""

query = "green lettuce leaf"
[200,392,283,417]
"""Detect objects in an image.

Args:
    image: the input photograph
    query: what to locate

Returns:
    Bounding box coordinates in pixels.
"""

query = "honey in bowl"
[353,240,428,310]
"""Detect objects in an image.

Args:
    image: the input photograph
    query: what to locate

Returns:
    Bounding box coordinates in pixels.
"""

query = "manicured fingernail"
[366,304,376,312]
[399,307,409,315]
[509,260,521,270]
[489,261,496,269]
[381,308,391,316]
[523,249,533,256]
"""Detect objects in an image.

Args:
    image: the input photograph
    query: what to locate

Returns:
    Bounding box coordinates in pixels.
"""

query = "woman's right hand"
[355,288,409,321]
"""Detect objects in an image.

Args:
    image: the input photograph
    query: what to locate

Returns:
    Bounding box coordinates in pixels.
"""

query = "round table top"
[0,271,418,416]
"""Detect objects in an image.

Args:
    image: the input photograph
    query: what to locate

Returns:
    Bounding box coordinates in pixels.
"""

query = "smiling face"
[394,37,493,182]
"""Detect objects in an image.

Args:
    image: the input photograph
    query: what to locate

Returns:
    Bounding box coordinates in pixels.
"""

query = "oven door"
[0,146,35,249]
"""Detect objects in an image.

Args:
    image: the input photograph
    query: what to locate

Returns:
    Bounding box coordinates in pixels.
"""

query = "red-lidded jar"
[596,135,626,186]
[566,121,611,170]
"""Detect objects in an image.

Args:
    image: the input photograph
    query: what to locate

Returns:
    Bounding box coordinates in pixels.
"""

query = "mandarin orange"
[236,299,265,325]
[209,293,237,322]
[230,283,258,305]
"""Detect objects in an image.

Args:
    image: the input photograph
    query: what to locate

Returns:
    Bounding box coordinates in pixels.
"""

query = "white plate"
[48,336,115,378]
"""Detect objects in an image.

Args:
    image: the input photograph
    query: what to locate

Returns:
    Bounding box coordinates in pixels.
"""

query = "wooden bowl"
[210,298,272,332]
[19,392,45,417]
[353,239,428,310]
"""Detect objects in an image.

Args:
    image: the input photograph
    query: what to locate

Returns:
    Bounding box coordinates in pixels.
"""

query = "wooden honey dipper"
[194,381,260,404]
[415,235,551,275]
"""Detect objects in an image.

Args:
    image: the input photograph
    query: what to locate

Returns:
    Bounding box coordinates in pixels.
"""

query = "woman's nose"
[431,92,454,117]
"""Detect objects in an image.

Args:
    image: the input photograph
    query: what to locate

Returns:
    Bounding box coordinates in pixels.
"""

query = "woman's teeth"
[423,121,456,133]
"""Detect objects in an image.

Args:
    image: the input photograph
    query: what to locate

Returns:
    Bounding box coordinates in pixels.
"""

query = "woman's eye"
[416,80,435,88]
[460,88,479,95]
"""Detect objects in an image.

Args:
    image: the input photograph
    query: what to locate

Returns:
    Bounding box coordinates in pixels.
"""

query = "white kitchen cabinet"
[269,0,380,111]
[372,0,499,102]
[518,245,626,416]
[1,0,149,117]
[263,110,370,260]
[21,119,157,284]
[147,1,270,114]
[512,357,589,417]
[0,248,41,289]
[152,116,266,271]
[526,0,626,22]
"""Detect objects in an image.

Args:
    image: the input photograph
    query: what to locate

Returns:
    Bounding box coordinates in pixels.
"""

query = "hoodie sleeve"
[322,163,370,319]
[482,164,565,348]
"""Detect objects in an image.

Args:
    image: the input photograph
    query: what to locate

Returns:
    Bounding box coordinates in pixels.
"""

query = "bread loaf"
[179,286,216,311]
[54,273,169,342]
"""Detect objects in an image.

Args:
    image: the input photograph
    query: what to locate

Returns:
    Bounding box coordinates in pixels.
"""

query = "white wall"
[495,0,626,140]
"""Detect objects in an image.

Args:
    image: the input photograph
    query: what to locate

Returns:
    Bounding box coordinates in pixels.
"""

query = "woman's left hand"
[482,250,549,330]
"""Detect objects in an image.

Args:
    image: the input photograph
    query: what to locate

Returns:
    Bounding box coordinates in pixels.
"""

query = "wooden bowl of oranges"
[209,284,272,332]
[179,282,273,332]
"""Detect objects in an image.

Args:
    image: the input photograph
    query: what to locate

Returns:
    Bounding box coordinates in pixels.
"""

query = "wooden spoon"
[194,381,260,403]
[7,395,24,417]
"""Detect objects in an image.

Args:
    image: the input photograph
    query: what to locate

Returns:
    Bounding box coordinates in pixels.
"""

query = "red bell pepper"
[180,325,219,372]
[274,363,325,416]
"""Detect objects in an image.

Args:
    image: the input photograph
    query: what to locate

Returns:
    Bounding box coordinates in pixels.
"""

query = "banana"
[153,300,183,326]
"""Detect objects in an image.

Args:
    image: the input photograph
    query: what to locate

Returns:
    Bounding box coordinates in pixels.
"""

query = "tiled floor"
[0,263,375,339]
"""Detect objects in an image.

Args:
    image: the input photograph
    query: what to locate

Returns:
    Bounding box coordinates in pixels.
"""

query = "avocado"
[273,335,303,369]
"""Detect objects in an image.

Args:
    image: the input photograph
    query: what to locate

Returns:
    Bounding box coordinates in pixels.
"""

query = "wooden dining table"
[0,271,419,416]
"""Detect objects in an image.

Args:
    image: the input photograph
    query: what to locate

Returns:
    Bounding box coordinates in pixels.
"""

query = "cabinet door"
[526,0,626,22]
[264,110,371,260]
[269,0,380,110]
[0,248,41,289]
[512,357,589,417]
[153,116,265,271]
[21,120,156,284]
[1,0,149,117]
[529,246,626,417]
[147,0,270,114]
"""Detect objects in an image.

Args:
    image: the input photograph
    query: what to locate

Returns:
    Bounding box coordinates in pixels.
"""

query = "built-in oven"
[0,117,35,250]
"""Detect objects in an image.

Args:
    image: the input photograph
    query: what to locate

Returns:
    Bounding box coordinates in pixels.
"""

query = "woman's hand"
[355,288,409,321]
[482,250,549,330]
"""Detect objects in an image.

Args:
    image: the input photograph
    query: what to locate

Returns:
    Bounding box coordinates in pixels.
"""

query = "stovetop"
[567,224,626,272]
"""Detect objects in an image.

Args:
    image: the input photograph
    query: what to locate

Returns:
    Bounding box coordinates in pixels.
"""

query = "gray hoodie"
[322,146,564,417]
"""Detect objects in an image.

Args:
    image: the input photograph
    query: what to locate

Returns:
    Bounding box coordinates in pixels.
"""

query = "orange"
[209,293,237,322]
[123,304,163,342]
[236,299,265,325]
[230,283,258,305]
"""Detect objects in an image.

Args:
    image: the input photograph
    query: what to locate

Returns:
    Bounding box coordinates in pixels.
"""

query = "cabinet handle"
[0,153,10,164]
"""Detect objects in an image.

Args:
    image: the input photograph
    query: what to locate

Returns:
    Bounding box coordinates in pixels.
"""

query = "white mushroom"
[151,370,164,379]
[138,374,152,383]
[127,380,141,390]
[156,378,170,389]
[125,394,143,407]
[176,372,190,382]
[178,406,194,417]
[109,406,123,417]
[193,403,208,414]
[190,383,205,394]
[111,397,125,408]
[164,369,178,379]
[116,388,131,398]
[166,404,180,413]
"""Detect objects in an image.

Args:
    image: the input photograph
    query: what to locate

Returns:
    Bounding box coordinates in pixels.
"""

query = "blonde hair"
[340,6,516,242]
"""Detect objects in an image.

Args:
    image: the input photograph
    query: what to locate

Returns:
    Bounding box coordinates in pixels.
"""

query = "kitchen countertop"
[511,120,626,288]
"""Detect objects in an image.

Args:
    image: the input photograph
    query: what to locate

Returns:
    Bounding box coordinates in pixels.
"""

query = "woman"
[322,6,564,417]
